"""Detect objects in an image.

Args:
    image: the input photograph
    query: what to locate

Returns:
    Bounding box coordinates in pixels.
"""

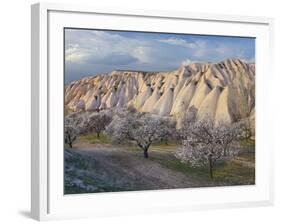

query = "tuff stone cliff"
[65,59,255,124]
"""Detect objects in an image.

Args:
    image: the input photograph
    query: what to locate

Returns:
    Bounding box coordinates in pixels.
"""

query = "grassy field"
[65,134,255,194]
[149,143,255,185]
[79,133,111,144]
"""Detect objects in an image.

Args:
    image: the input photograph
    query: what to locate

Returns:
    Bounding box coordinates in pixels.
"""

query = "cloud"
[65,48,92,64]
[158,38,197,49]
[64,29,255,83]
[181,59,198,66]
[65,30,152,65]
[159,38,211,58]
[91,53,138,65]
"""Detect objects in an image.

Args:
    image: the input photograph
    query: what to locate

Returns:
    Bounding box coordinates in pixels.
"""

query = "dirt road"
[66,141,206,193]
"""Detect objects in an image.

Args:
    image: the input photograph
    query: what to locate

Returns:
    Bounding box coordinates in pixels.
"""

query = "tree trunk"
[69,142,72,148]
[208,155,214,180]
[97,132,100,138]
[143,148,149,158]
[223,146,228,156]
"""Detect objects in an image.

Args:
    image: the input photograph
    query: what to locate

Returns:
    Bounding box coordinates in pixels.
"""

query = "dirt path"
[233,158,255,168]
[68,141,204,191]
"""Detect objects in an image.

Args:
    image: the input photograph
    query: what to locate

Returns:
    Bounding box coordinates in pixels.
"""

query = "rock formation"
[65,59,255,124]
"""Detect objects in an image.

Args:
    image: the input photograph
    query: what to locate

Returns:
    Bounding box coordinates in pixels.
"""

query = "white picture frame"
[31,2,274,221]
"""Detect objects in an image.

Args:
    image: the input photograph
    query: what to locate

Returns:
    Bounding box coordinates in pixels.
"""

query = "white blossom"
[106,111,176,158]
[85,112,112,138]
[175,119,240,179]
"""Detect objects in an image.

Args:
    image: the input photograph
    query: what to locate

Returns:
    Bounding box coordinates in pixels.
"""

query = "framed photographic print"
[31,2,274,221]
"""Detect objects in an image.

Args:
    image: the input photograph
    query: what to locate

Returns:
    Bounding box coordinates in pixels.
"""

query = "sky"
[65,28,255,84]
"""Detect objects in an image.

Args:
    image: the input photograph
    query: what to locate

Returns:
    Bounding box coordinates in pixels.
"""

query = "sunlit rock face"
[65,59,255,124]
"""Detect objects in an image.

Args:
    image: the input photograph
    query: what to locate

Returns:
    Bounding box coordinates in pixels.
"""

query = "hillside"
[65,58,255,124]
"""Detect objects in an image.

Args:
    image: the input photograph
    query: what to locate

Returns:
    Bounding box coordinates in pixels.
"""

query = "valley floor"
[64,137,255,194]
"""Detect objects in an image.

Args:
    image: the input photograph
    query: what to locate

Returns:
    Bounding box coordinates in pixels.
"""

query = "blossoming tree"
[176,120,240,179]
[106,111,176,158]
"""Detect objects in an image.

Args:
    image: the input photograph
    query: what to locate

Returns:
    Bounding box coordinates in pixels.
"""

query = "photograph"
[64,28,256,194]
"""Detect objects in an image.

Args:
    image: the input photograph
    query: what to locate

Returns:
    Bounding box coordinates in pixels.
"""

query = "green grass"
[155,155,255,185]
[144,143,209,181]
[148,145,255,185]
[150,142,179,152]
[83,176,96,186]
[236,154,255,163]
[214,160,255,185]
[150,153,209,181]
[240,139,255,147]
[108,142,210,181]
[237,143,255,162]
[165,159,209,179]
[80,133,111,144]
[65,151,89,170]
[125,142,255,185]
[125,143,178,154]
[69,136,255,189]
[152,140,180,146]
